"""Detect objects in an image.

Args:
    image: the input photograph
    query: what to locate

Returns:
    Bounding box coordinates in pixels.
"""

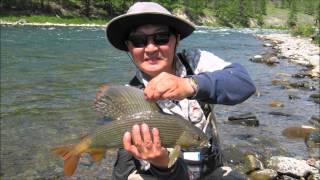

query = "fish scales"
[90,113,186,148]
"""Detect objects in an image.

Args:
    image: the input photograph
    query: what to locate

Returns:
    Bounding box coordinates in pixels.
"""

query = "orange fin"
[64,154,80,177]
[89,149,106,162]
[50,145,81,177]
[51,145,74,157]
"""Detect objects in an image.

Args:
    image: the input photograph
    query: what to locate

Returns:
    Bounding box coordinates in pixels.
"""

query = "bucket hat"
[106,2,195,51]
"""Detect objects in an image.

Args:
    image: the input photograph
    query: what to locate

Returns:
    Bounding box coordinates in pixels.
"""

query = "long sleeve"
[193,63,256,105]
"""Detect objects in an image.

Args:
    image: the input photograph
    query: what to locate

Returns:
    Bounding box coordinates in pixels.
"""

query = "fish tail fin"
[51,145,81,177]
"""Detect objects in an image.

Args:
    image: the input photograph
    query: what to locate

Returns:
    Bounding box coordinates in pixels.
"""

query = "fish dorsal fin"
[94,85,159,120]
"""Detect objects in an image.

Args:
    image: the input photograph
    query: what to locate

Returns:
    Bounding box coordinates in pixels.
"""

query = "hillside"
[0,0,318,30]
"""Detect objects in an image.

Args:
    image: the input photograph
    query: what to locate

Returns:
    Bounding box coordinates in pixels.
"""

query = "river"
[0,26,318,179]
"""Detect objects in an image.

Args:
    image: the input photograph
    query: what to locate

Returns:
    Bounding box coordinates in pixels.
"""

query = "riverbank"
[0,19,106,27]
[256,33,320,78]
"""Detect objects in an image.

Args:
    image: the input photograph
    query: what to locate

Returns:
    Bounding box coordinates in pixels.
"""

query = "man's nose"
[145,39,158,52]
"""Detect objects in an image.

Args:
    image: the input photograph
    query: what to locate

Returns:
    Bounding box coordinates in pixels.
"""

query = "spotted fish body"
[51,85,208,176]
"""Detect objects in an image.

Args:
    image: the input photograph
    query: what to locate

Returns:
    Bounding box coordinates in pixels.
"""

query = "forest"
[0,0,319,29]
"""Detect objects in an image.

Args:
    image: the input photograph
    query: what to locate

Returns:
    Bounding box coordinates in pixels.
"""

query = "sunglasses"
[128,31,172,48]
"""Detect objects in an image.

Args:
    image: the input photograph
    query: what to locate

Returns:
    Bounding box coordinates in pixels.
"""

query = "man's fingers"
[131,124,142,146]
[152,128,162,149]
[141,123,152,148]
[123,131,141,158]
[122,131,132,150]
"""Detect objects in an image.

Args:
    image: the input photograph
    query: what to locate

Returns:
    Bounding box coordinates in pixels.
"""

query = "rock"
[222,137,290,175]
[250,55,263,62]
[275,72,291,77]
[282,125,318,139]
[208,166,247,180]
[292,72,313,79]
[263,43,273,47]
[305,131,320,159]
[309,115,320,128]
[270,100,284,107]
[310,93,320,99]
[268,156,319,177]
[222,145,247,165]
[255,90,261,97]
[265,56,280,65]
[244,153,264,173]
[309,93,320,104]
[248,169,278,180]
[228,112,259,127]
[306,159,320,169]
[289,81,316,91]
[305,131,320,148]
[271,79,287,85]
[16,19,27,25]
[269,111,291,117]
[250,53,279,66]
[288,94,301,100]
[228,112,257,120]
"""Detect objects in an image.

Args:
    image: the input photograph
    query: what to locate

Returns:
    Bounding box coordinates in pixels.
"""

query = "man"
[103,2,256,180]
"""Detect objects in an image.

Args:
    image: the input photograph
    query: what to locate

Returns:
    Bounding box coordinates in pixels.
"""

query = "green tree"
[304,0,315,15]
[259,0,267,15]
[280,0,289,9]
[235,0,253,27]
[287,0,297,28]
[82,0,91,17]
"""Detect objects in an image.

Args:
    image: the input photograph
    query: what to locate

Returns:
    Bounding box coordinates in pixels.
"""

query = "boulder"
[228,112,259,127]
[267,156,319,178]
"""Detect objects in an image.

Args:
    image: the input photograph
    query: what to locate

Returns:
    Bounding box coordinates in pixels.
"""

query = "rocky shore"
[227,32,320,180]
[256,33,320,78]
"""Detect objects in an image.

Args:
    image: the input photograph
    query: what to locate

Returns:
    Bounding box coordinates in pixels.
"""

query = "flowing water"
[1,26,319,179]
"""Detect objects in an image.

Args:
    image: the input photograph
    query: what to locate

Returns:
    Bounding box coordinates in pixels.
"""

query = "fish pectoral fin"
[168,145,181,168]
[89,149,106,162]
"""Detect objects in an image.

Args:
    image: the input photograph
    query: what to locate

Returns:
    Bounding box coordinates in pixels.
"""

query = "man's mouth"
[145,58,160,64]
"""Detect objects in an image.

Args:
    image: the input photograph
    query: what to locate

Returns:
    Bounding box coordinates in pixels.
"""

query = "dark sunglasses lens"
[129,35,147,47]
[154,33,170,45]
[129,32,171,47]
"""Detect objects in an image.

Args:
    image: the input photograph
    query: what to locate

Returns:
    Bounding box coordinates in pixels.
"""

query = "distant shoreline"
[0,20,106,27]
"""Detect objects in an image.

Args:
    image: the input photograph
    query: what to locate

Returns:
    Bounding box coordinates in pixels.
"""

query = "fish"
[51,85,209,176]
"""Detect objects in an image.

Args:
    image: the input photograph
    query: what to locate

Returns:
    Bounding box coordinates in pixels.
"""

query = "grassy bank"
[0,15,108,25]
[1,12,318,44]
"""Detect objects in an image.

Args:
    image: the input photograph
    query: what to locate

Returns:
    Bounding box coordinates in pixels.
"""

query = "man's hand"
[123,123,170,169]
[144,72,195,101]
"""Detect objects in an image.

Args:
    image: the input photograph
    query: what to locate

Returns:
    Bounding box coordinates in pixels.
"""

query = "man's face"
[127,24,178,78]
